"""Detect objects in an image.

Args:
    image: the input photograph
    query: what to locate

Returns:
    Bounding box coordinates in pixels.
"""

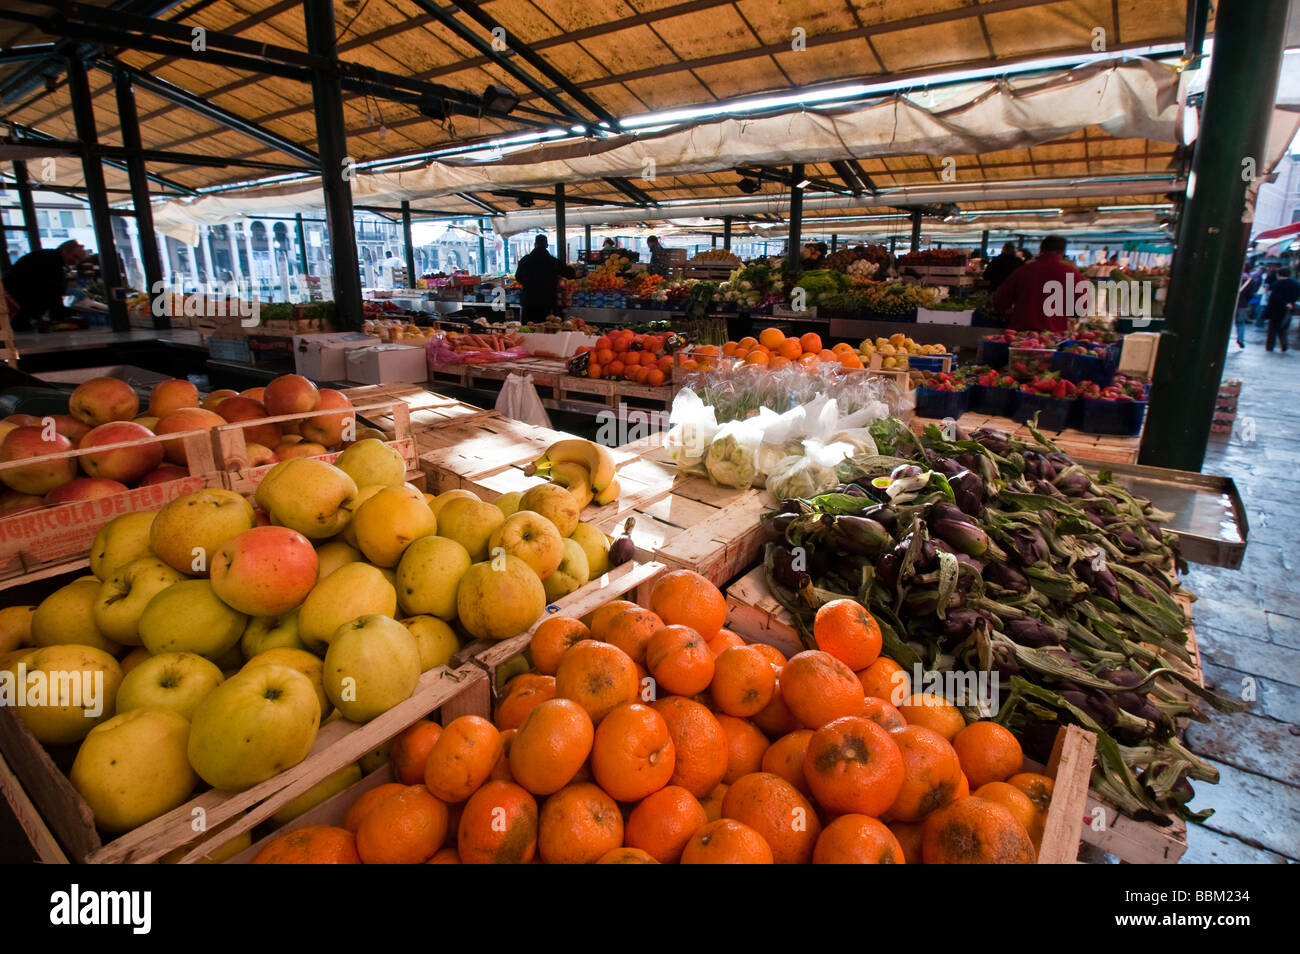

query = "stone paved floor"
[1171,320,1300,863]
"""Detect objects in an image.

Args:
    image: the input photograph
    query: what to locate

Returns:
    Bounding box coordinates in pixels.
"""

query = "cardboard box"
[344,344,429,385]
[293,332,378,381]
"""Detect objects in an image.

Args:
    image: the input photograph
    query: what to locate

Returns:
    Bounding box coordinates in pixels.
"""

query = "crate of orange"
[245,565,1094,864]
[710,329,867,374]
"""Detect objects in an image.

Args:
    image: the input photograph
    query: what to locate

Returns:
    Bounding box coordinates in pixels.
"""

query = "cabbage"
[704,421,761,488]
[765,454,839,500]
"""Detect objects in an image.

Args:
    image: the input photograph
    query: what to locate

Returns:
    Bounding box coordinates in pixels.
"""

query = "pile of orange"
[253,580,1050,864]
[581,328,675,385]
[718,328,863,372]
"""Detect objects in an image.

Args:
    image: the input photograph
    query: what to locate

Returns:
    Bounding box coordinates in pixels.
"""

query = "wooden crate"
[214,397,419,496]
[724,564,805,658]
[0,429,222,586]
[0,661,490,864]
[417,413,574,494]
[0,749,68,863]
[1031,726,1099,864]
[652,488,772,588]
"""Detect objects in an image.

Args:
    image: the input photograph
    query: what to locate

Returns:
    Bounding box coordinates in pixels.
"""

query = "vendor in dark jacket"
[6,240,87,331]
[514,234,575,325]
[982,242,1024,291]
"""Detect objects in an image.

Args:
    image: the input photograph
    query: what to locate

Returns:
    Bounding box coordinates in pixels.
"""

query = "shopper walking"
[990,235,1085,333]
[1235,269,1261,348]
[982,242,1024,291]
[1263,267,1300,352]
[647,235,672,277]
[514,234,574,324]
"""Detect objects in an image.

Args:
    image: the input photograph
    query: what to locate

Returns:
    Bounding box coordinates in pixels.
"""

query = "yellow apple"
[351,485,438,567]
[70,707,197,833]
[187,664,320,791]
[489,510,564,580]
[161,817,251,864]
[428,488,479,520]
[270,763,362,825]
[0,605,34,655]
[31,579,122,654]
[394,535,471,620]
[243,647,330,719]
[359,741,390,773]
[115,651,224,720]
[322,615,421,722]
[150,488,257,575]
[494,491,522,517]
[9,644,123,745]
[254,458,358,541]
[519,483,581,538]
[92,556,186,646]
[334,438,406,489]
[118,646,151,676]
[570,522,611,579]
[241,610,307,657]
[436,497,505,561]
[456,555,547,641]
[315,540,363,581]
[90,511,156,580]
[138,579,248,661]
[401,615,460,671]
[298,562,397,653]
[340,485,385,548]
[543,537,591,602]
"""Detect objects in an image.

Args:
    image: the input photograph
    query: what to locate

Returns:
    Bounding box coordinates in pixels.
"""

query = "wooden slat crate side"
[1037,726,1098,864]
[653,491,772,588]
[724,565,805,658]
[0,750,69,863]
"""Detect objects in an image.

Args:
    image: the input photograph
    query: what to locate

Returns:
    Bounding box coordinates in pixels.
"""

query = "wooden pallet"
[0,661,490,864]
[0,429,221,586]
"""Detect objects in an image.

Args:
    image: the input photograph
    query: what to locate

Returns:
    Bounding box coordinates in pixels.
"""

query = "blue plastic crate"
[1010,391,1075,431]
[915,386,969,420]
[977,337,1010,369]
[1080,398,1147,436]
[969,384,1013,416]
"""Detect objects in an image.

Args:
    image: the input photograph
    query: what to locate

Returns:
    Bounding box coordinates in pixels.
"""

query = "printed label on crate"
[0,477,207,574]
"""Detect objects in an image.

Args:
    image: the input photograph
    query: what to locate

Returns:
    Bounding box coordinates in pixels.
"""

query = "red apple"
[0,490,45,515]
[200,389,239,412]
[262,373,320,416]
[216,396,281,449]
[69,378,140,427]
[50,414,92,445]
[155,408,226,465]
[139,464,189,486]
[44,477,129,505]
[298,389,354,447]
[209,525,319,616]
[240,387,266,402]
[0,427,76,495]
[78,421,164,483]
[3,414,43,428]
[149,379,200,418]
[245,442,279,467]
[278,441,327,460]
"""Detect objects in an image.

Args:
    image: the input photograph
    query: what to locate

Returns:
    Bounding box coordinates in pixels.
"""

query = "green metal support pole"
[295,213,309,276]
[583,224,592,259]
[723,216,732,251]
[787,163,804,272]
[555,184,566,263]
[478,217,487,274]
[304,0,363,330]
[830,233,837,254]
[910,210,922,252]
[68,56,129,332]
[1140,0,1288,471]
[114,69,168,327]
[12,161,41,251]
[979,229,989,260]
[401,201,416,286]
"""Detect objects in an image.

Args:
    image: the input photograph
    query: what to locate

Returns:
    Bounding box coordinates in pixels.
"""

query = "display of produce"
[565,328,677,384]
[859,333,948,369]
[524,438,621,508]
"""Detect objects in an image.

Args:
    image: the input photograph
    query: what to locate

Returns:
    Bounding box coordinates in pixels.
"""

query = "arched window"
[250,221,269,252]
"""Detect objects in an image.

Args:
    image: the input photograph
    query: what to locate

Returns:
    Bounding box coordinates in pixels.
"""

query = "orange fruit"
[645,625,715,696]
[625,785,708,863]
[745,350,770,366]
[716,713,770,784]
[344,782,406,834]
[710,645,776,717]
[750,680,800,737]
[738,336,758,350]
[595,348,614,365]
[427,847,461,863]
[813,599,882,670]
[1007,772,1055,816]
[680,818,774,864]
[706,628,746,656]
[509,697,594,795]
[803,716,905,817]
[951,721,1024,789]
[838,352,863,369]
[887,820,925,864]
[596,847,660,863]
[921,796,1036,864]
[457,780,539,864]
[769,355,791,371]
[589,600,638,640]
[555,639,639,724]
[586,363,603,379]
[956,772,969,798]
[974,781,1043,846]
[818,349,837,362]
[896,692,966,741]
[758,327,786,350]
[778,337,803,360]
[722,341,740,357]
[761,729,814,796]
[701,783,728,821]
[495,673,557,731]
[860,696,907,732]
[797,353,820,369]
[423,715,503,803]
[799,332,822,354]
[591,702,676,802]
[390,721,442,785]
[355,785,448,864]
[651,695,728,798]
[606,360,625,378]
[537,782,623,864]
[749,643,787,671]
[649,568,727,640]
[885,724,964,822]
[601,606,664,666]
[253,825,361,864]
[832,342,853,354]
[646,369,665,388]
[813,814,906,864]
[858,656,909,703]
[531,617,590,676]
[780,650,865,728]
[489,728,517,783]
[721,771,821,864]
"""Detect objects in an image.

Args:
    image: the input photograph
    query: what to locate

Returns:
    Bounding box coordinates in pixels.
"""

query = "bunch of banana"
[525,439,620,508]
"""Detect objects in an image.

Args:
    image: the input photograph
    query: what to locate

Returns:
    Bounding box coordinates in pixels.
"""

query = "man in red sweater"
[991,235,1085,332]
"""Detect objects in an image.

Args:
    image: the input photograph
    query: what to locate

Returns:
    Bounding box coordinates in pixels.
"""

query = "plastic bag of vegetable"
[765,440,842,499]
[704,417,764,488]
[665,388,718,476]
